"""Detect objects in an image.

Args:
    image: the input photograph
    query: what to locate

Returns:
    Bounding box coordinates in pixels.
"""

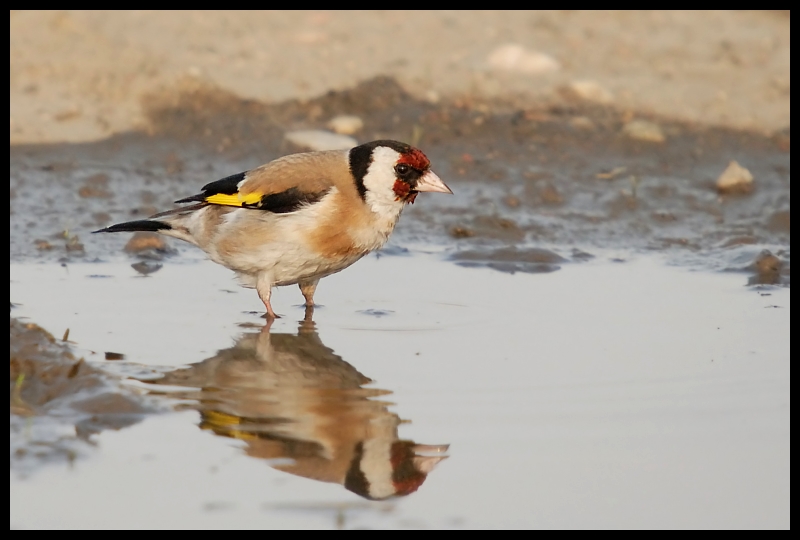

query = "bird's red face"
[350,140,452,216]
[397,146,430,170]
[392,146,451,203]
[393,147,429,203]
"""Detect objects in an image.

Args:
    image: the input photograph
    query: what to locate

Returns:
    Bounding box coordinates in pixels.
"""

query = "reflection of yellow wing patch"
[200,410,257,441]
[205,192,262,207]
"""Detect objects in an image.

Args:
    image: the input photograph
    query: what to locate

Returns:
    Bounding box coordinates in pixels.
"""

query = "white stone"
[487,44,560,75]
[716,160,754,192]
[327,115,364,135]
[622,119,666,143]
[284,130,358,151]
[561,80,613,104]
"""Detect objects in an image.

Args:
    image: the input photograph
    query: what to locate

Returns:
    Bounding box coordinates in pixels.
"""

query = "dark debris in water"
[451,247,566,274]
[375,244,411,257]
[131,261,163,276]
[358,309,395,318]
[571,248,595,261]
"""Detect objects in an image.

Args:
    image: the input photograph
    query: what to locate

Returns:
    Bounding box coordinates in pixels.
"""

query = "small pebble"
[622,119,666,143]
[450,226,475,239]
[124,232,169,254]
[488,44,560,74]
[327,115,364,135]
[560,80,613,104]
[285,130,357,151]
[716,160,754,194]
[749,250,783,285]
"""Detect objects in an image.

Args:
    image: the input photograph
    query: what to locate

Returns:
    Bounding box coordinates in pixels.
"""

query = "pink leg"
[256,274,279,319]
[298,279,319,307]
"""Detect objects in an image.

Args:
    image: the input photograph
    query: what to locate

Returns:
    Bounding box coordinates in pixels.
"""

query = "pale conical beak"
[412,455,449,474]
[411,443,450,473]
[415,170,453,194]
[412,444,450,454]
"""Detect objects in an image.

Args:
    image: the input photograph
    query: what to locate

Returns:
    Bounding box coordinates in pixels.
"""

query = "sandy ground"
[10,10,791,145]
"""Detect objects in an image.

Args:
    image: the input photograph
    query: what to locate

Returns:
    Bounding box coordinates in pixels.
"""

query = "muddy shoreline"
[10,78,790,275]
[10,318,156,473]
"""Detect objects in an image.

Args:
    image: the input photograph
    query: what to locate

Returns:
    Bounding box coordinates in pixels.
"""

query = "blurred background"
[10,10,790,144]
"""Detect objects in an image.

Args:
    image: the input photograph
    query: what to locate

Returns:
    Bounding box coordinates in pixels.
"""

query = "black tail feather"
[174,194,206,204]
[150,202,206,219]
[93,220,172,234]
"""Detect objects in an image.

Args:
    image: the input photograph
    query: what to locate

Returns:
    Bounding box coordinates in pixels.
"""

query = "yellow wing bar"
[205,192,263,207]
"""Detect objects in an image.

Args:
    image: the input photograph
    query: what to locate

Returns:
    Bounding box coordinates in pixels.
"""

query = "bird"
[94,140,452,318]
[149,318,449,500]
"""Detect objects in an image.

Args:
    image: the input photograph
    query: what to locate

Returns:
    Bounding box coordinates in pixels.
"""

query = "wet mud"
[10,77,790,281]
[10,317,154,473]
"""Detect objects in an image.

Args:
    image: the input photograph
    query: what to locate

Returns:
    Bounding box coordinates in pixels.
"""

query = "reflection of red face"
[389,441,428,496]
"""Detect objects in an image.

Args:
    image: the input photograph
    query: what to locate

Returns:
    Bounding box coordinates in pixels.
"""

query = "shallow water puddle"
[10,255,790,528]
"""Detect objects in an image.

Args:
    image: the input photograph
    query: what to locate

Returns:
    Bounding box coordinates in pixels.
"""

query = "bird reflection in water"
[149,313,448,500]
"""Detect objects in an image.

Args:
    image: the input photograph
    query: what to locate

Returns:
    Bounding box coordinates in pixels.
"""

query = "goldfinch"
[95,140,452,317]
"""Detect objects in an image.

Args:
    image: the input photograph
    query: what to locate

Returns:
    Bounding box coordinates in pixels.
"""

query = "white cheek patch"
[359,414,400,500]
[362,146,405,219]
[363,147,400,199]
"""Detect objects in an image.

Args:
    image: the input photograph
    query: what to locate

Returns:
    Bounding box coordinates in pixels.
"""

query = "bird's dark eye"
[395,164,410,177]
